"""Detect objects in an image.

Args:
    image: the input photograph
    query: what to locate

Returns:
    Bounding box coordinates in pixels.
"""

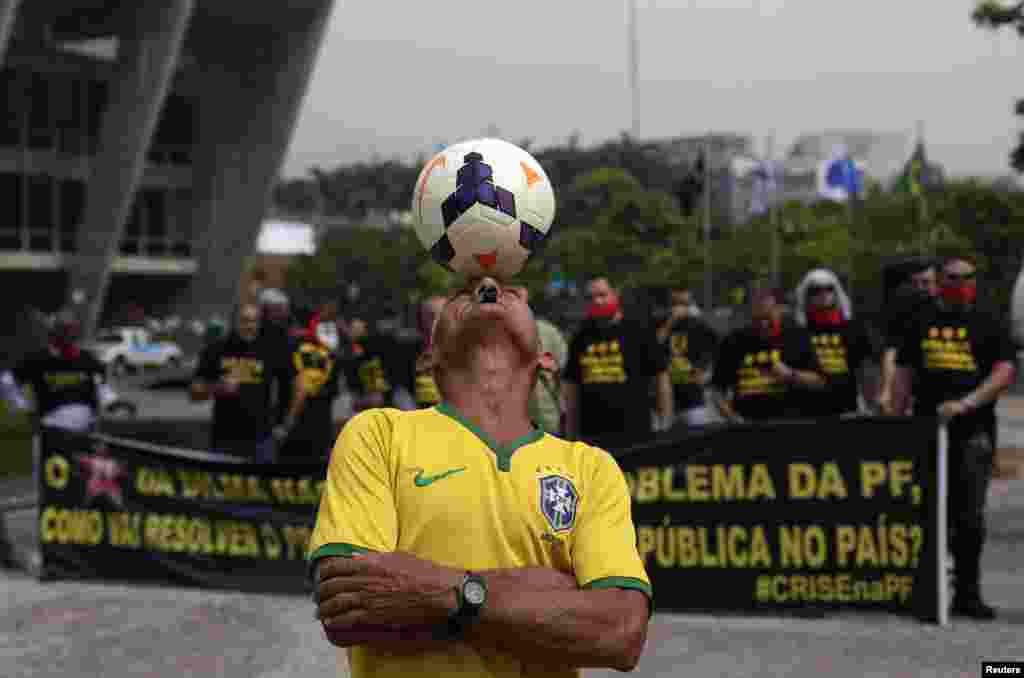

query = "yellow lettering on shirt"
[43,372,91,387]
[294,343,334,396]
[921,326,977,373]
[358,357,390,393]
[813,334,848,376]
[220,357,265,385]
[737,350,783,397]
[670,334,694,384]
[581,339,626,385]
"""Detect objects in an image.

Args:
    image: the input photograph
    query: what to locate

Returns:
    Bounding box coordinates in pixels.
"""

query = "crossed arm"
[314,552,649,672]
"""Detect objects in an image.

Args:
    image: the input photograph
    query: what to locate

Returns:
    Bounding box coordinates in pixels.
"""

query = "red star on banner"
[78,444,125,507]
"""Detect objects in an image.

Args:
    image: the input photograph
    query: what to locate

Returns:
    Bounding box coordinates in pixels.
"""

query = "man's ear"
[538,351,557,372]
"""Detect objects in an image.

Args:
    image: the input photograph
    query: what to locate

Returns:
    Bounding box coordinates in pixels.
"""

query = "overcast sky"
[281,0,1024,180]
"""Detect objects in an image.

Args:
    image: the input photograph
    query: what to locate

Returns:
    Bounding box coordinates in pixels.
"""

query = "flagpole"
[915,120,931,254]
[767,134,780,288]
[703,135,713,312]
[627,0,638,134]
[846,155,857,299]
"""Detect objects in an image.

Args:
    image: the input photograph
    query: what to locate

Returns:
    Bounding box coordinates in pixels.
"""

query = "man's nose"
[475,278,500,304]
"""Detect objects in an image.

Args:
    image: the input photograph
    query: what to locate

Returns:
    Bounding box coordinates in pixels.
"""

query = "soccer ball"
[412,138,556,279]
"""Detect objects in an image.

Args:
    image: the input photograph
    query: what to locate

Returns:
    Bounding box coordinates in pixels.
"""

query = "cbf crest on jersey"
[539,475,578,532]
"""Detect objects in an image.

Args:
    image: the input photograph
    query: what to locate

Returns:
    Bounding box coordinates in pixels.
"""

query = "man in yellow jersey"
[307,276,652,676]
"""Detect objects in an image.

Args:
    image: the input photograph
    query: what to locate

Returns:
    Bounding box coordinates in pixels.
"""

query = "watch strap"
[446,572,485,638]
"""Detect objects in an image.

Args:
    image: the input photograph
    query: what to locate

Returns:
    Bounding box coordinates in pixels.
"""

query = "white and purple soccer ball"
[411,138,556,280]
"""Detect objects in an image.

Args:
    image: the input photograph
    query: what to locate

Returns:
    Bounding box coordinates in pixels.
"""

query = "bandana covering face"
[941,284,976,306]
[809,308,843,327]
[586,300,621,320]
[756,318,782,338]
[51,339,81,361]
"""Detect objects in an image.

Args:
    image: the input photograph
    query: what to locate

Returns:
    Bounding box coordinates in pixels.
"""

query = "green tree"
[287,226,452,317]
[973,1,1024,172]
[534,168,689,290]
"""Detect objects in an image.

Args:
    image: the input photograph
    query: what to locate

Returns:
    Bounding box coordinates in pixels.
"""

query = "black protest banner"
[610,417,941,621]
[36,428,324,594]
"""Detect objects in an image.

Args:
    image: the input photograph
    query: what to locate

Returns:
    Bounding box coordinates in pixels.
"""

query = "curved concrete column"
[70,0,195,337]
[175,0,335,326]
[0,0,22,63]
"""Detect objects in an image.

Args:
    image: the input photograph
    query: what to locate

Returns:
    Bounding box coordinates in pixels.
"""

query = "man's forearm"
[655,372,673,421]
[189,382,211,402]
[464,586,647,672]
[478,566,577,590]
[710,387,739,421]
[319,565,577,649]
[879,349,897,396]
[285,382,308,428]
[792,369,826,389]
[963,361,1017,408]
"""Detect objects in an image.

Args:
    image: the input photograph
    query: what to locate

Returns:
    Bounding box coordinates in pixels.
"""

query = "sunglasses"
[806,285,834,296]
[944,271,976,282]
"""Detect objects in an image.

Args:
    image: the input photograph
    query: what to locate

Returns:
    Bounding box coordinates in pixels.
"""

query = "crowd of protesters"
[0,254,1016,618]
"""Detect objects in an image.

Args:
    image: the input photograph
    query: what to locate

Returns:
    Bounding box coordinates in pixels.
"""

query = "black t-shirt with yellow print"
[346,334,424,407]
[804,320,875,416]
[896,304,1017,434]
[286,339,340,455]
[411,342,442,409]
[195,334,284,448]
[666,317,720,410]
[712,322,822,420]
[13,348,106,418]
[563,320,668,440]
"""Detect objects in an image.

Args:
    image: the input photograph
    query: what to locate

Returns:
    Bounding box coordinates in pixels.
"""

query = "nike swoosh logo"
[414,467,467,487]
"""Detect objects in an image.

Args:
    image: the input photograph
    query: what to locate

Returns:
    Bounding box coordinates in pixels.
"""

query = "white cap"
[258,288,289,307]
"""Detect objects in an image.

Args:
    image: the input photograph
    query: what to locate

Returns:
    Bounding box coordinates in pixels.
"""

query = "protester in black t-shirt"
[657,287,719,427]
[345,317,411,412]
[793,269,875,417]
[2,310,114,432]
[894,255,1017,620]
[0,310,116,570]
[258,288,297,427]
[876,258,940,416]
[562,277,672,442]
[190,303,285,463]
[711,286,825,423]
[274,312,341,461]
[406,295,447,409]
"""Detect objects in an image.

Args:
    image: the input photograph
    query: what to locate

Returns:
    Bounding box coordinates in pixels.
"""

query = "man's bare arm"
[316,560,577,650]
[284,377,309,430]
[877,348,898,414]
[189,381,211,402]
[710,387,741,423]
[655,370,673,423]
[962,361,1016,409]
[463,585,649,672]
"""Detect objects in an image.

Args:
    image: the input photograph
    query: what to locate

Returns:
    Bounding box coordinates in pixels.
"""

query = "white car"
[86,327,184,377]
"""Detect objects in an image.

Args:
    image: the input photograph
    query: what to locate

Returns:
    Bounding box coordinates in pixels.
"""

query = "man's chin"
[456,307,533,355]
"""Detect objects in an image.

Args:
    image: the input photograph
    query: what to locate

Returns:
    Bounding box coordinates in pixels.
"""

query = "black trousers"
[947,426,995,600]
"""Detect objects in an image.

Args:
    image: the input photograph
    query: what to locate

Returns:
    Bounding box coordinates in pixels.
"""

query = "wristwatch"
[447,572,487,638]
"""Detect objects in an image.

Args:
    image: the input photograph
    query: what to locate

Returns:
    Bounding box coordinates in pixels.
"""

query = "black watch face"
[464,580,486,606]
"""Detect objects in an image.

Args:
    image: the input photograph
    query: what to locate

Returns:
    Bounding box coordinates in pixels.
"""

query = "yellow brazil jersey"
[307,404,651,678]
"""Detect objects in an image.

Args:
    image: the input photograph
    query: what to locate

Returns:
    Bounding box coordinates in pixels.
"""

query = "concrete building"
[0,0,335,349]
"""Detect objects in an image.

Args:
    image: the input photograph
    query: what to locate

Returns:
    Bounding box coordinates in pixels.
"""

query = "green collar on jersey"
[436,402,544,472]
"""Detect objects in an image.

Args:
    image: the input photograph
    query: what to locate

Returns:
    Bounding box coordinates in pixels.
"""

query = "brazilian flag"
[894,142,930,196]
